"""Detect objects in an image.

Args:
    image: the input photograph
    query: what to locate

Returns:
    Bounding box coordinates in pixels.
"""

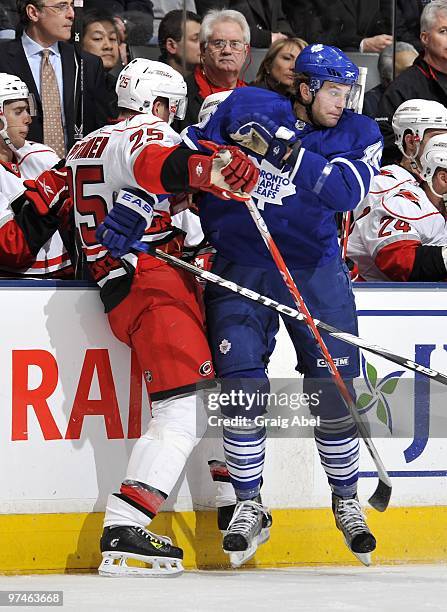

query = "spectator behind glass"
[283,0,393,53]
[0,1,115,154]
[82,10,121,73]
[252,37,307,96]
[396,0,429,53]
[152,1,197,41]
[85,0,154,45]
[0,1,18,40]
[158,9,201,77]
[225,0,292,48]
[378,0,447,163]
[173,9,249,131]
[363,42,418,119]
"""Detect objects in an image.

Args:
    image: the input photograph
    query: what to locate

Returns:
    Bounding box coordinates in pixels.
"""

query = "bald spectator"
[173,8,249,131]
[363,42,418,118]
[158,9,201,77]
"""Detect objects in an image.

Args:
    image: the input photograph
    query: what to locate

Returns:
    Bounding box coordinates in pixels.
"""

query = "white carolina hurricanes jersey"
[347,164,447,281]
[66,114,192,288]
[0,141,72,277]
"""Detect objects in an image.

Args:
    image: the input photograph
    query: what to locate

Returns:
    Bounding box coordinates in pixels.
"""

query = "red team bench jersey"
[0,142,73,277]
[348,164,447,281]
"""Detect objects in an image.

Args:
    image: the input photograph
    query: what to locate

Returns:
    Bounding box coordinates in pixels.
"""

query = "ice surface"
[0,565,445,612]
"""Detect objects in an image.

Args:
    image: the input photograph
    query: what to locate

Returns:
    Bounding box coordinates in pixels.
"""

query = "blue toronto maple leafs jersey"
[182,87,383,269]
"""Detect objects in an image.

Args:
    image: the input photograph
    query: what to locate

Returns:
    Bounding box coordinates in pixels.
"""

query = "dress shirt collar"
[22,32,60,59]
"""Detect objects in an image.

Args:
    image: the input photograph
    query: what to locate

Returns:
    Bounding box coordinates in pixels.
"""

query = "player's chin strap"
[0,113,19,155]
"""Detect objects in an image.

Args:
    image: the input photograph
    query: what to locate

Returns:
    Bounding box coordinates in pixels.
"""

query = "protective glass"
[169,95,188,121]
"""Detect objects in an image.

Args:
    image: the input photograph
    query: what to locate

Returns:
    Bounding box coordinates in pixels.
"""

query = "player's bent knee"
[219,369,269,419]
[142,391,208,457]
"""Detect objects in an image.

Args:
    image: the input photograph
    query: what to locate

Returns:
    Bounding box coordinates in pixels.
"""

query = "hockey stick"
[242,198,391,511]
[130,243,447,387]
[340,66,368,260]
[134,233,391,510]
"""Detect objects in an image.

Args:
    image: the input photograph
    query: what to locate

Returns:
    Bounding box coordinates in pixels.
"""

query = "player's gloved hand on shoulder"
[23,163,68,215]
[228,113,297,167]
[96,187,154,258]
[189,141,259,201]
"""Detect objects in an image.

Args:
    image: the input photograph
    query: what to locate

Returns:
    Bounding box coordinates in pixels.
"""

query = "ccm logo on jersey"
[317,357,350,367]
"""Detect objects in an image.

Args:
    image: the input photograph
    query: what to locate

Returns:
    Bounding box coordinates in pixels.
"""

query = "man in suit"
[0,1,116,156]
[226,1,292,48]
[283,0,392,52]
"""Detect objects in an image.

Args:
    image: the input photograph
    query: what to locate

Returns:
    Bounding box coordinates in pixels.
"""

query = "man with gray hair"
[378,0,447,163]
[173,8,250,131]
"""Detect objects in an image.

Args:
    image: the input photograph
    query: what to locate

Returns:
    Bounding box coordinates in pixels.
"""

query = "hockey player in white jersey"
[348,99,447,281]
[66,58,259,577]
[0,73,73,277]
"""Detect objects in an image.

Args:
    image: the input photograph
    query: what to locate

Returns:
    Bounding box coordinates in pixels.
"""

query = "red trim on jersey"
[374,239,421,281]
[133,143,182,194]
[370,179,415,195]
[109,120,165,134]
[18,148,57,165]
[381,197,443,221]
[29,251,71,269]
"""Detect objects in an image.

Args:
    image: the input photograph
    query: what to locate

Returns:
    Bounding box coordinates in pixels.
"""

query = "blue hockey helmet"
[295,44,359,94]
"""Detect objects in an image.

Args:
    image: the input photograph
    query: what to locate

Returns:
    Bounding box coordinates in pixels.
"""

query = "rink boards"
[1,280,447,572]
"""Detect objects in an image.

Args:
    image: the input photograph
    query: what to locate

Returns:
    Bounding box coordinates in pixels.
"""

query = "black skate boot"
[222,497,272,568]
[217,504,236,534]
[99,525,184,577]
[332,494,376,566]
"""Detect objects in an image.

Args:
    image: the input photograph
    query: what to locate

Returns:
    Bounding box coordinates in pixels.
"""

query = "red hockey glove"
[23,166,68,216]
[188,141,259,201]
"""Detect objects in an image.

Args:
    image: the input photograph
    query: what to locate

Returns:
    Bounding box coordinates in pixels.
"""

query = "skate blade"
[352,551,371,566]
[224,527,270,568]
[342,537,372,567]
[98,551,184,577]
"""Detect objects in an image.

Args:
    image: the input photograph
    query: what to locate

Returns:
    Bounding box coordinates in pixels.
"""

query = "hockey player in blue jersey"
[183,44,384,567]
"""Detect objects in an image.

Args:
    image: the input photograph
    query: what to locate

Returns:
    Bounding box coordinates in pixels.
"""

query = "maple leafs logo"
[356,355,404,432]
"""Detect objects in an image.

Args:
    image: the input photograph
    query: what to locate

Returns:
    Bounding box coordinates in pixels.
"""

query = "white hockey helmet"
[198,90,232,124]
[392,99,447,157]
[419,133,447,197]
[0,73,35,149]
[116,58,187,125]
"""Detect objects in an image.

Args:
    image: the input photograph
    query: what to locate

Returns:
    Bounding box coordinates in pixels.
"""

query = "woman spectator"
[82,11,123,89]
[252,37,307,96]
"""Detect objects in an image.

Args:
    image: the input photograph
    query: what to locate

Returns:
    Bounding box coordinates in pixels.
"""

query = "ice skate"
[332,494,376,566]
[99,525,184,577]
[222,498,272,568]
